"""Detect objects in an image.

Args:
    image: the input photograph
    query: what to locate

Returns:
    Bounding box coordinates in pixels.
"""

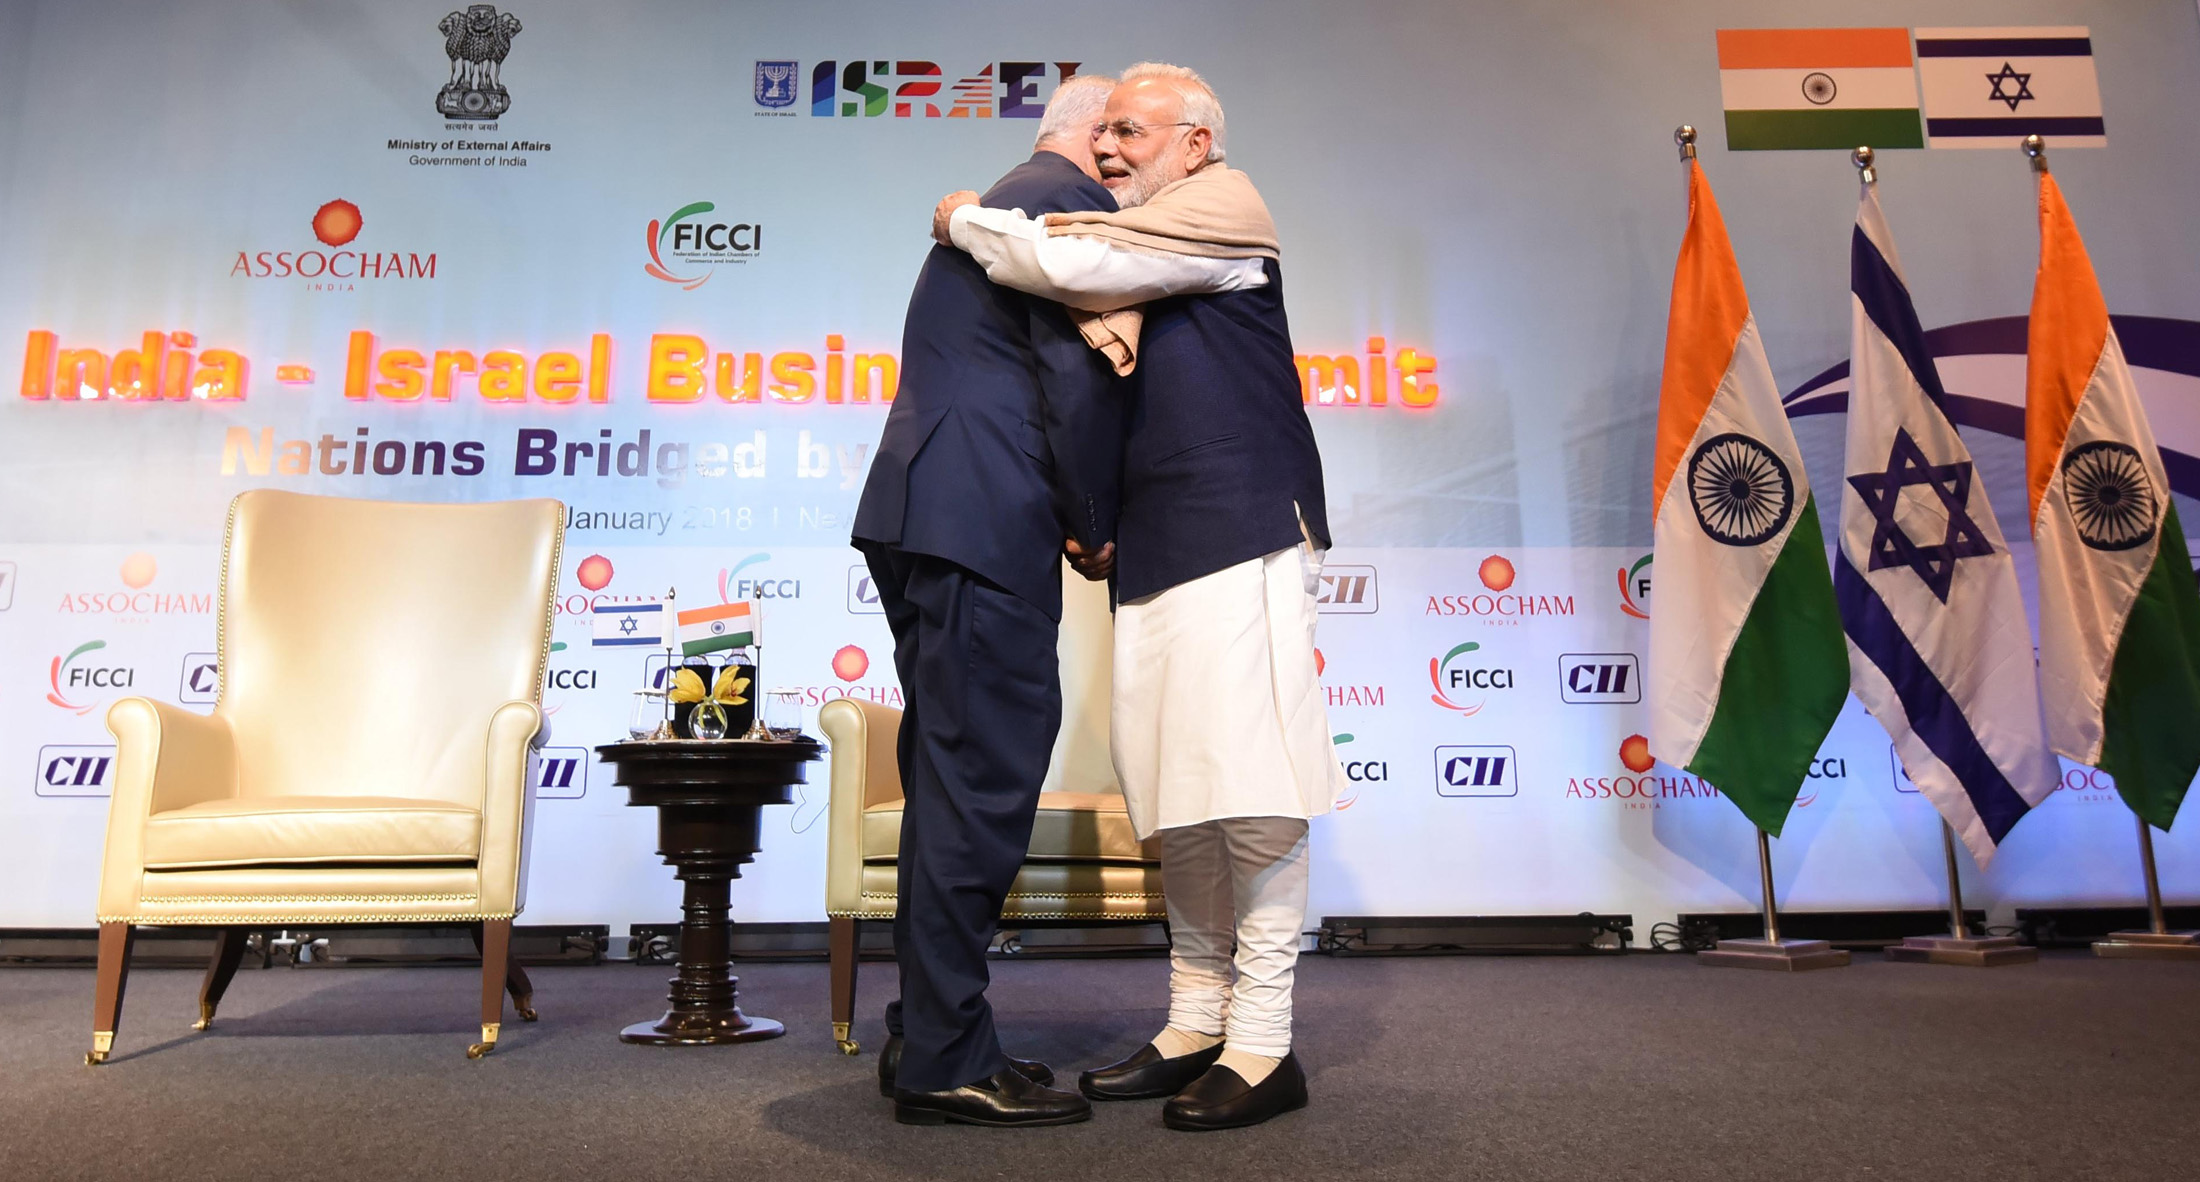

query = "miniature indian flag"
[1718,28,1923,151]
[1646,154,1848,835]
[2025,168,2200,830]
[676,600,757,657]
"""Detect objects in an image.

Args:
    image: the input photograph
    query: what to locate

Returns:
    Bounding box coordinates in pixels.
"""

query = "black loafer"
[894,1066,1094,1127]
[1162,1052,1308,1131]
[877,1035,1055,1098]
[1078,1042,1227,1100]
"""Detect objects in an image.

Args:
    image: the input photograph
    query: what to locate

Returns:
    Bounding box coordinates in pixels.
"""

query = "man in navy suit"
[848,74,1120,1128]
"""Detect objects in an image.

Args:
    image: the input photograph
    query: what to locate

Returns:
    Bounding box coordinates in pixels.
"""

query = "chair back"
[215,491,563,807]
[1041,562,1120,796]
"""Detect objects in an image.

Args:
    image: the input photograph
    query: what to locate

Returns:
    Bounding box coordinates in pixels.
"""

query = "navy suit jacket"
[852,151,1122,620]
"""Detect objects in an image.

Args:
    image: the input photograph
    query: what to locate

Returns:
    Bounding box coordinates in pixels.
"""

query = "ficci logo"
[1478,555,1515,591]
[1619,553,1652,619]
[832,645,870,683]
[1332,733,1387,811]
[49,640,131,713]
[721,553,800,602]
[1428,641,1512,716]
[575,554,613,591]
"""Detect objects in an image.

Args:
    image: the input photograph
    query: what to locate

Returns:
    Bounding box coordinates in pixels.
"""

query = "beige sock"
[1217,1046,1281,1085]
[1149,1026,1223,1059]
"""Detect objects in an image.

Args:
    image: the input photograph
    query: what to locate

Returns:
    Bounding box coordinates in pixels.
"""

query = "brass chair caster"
[192,1003,216,1032]
[836,1039,860,1055]
[832,1021,858,1055]
[514,994,538,1022]
[85,1032,114,1065]
[466,1022,500,1059]
[84,1051,108,1066]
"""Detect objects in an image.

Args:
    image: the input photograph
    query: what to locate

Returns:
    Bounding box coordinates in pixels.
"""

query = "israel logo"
[1688,432,1794,547]
[2061,440,2157,551]
[755,61,798,109]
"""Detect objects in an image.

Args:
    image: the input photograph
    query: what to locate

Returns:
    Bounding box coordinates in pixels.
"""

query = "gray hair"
[1118,61,1226,162]
[1034,73,1116,148]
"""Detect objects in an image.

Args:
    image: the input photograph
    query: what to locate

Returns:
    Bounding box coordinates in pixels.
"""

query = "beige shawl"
[1042,164,1279,375]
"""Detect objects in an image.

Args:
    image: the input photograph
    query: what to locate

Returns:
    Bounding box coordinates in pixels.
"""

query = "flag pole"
[1754,828,1782,944]
[739,598,771,741]
[1700,827,1849,970]
[654,585,678,740]
[2094,814,2200,959]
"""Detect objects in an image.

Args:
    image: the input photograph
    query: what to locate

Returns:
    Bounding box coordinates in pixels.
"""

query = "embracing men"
[853,63,1340,1132]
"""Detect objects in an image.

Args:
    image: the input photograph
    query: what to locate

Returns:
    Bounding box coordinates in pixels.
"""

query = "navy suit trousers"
[860,542,1060,1092]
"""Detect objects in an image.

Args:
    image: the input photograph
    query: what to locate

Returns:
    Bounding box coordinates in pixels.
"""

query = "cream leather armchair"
[89,490,563,1064]
[820,565,1165,1054]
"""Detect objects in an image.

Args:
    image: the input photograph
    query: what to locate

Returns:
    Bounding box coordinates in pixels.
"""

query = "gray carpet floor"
[2,951,2194,1180]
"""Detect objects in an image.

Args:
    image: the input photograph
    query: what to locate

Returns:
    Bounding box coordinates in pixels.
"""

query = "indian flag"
[1718,28,1923,151]
[1647,156,1848,835]
[2025,170,2200,830]
[676,600,758,657]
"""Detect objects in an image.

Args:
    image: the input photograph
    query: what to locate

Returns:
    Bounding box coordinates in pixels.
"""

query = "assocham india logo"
[1424,554,1575,623]
[58,553,211,617]
[1564,734,1723,808]
[646,202,763,290]
[231,199,438,287]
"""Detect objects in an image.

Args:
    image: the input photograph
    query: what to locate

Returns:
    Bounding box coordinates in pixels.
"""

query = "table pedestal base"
[1697,937,1851,971]
[621,1010,785,1046]
[1884,934,2037,967]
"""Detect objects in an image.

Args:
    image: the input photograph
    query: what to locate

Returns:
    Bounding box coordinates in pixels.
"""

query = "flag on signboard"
[1647,154,1848,835]
[1837,180,2058,863]
[677,599,757,657]
[1917,27,2105,149]
[2025,168,2200,830]
[1717,27,1922,151]
[591,601,665,647]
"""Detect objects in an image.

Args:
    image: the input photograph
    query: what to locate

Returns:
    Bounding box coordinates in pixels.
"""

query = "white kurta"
[1111,541,1344,839]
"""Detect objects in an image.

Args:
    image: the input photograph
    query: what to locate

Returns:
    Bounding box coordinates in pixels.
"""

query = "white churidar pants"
[1112,540,1342,1057]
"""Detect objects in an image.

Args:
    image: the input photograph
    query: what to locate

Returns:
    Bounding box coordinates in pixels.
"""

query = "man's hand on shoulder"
[932,191,980,246]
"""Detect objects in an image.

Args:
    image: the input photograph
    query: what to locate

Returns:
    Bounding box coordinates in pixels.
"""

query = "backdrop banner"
[4,0,2197,933]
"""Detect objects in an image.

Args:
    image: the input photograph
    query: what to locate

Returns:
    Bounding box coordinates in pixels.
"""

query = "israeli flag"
[1834,182,2058,864]
[591,601,665,648]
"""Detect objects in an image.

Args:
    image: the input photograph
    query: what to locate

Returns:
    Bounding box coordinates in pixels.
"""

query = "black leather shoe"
[894,1066,1094,1127]
[1161,1052,1308,1131]
[877,1035,1055,1098]
[1078,1042,1226,1100]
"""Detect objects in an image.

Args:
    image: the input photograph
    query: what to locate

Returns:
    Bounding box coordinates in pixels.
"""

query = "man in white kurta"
[934,62,1340,1130]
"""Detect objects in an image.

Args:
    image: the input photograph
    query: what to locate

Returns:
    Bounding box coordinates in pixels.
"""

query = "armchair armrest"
[821,698,904,916]
[478,699,544,917]
[101,698,238,918]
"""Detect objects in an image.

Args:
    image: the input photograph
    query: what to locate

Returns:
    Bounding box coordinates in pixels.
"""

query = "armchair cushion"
[141,796,482,870]
[861,791,1155,865]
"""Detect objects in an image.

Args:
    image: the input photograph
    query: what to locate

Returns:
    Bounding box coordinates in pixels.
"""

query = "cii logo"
[644,201,762,290]
[1428,641,1513,716]
[1618,553,1651,619]
[35,745,114,797]
[847,565,883,614]
[1315,565,1378,614]
[178,653,220,704]
[533,747,588,800]
[1435,745,1517,798]
[48,641,131,713]
[1558,653,1639,704]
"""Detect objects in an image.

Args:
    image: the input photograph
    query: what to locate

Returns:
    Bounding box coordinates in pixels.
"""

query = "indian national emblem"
[755,61,798,110]
[437,5,523,121]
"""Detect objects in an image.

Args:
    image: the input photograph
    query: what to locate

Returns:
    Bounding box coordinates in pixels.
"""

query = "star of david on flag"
[591,601,666,647]
[1835,179,2056,862]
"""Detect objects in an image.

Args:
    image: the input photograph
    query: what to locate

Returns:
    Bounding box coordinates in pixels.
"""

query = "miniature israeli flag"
[591,601,666,647]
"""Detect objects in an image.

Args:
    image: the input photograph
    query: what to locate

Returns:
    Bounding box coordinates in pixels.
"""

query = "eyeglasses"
[1093,119,1196,144]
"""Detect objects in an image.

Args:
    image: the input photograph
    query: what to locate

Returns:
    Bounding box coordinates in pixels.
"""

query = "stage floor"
[2,951,2193,1179]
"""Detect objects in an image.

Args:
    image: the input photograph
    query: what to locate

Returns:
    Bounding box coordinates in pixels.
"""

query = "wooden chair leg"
[470,922,537,1022]
[468,919,512,1059]
[829,916,860,1054]
[195,927,250,1031]
[87,922,135,1065]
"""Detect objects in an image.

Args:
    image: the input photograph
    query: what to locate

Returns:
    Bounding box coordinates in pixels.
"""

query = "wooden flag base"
[2093,930,2200,961]
[1698,937,1851,971]
[1885,934,2038,967]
